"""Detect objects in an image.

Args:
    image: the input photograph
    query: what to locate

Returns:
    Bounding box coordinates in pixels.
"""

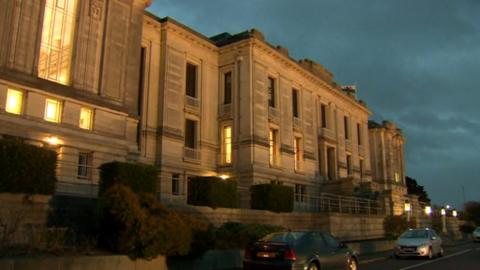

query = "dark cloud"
[148,0,480,208]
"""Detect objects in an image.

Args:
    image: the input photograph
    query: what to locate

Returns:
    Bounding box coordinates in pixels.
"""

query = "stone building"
[0,0,408,213]
[369,120,408,215]
[0,0,151,197]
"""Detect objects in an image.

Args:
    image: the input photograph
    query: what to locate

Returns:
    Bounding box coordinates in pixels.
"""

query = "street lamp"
[441,208,447,234]
[404,201,412,223]
[424,206,432,216]
[452,209,458,218]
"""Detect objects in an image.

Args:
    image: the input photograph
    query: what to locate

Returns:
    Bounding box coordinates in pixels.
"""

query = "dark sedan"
[243,230,358,270]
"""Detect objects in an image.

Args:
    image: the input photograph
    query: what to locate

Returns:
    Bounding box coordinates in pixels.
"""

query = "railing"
[183,146,200,161]
[293,117,302,130]
[185,95,200,109]
[295,192,383,215]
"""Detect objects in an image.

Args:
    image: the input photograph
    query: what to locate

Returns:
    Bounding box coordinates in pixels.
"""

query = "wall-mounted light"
[404,201,411,212]
[219,174,229,180]
[424,206,432,216]
[44,136,62,146]
[452,210,458,217]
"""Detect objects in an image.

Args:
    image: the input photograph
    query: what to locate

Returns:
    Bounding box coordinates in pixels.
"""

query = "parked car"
[473,227,480,242]
[243,230,358,270]
[394,228,443,259]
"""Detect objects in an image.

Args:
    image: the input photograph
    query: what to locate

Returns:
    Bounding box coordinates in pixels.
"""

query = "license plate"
[257,252,276,258]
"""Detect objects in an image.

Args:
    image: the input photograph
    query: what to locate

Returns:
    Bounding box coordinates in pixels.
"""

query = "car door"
[321,232,348,269]
[430,230,441,254]
[306,232,337,269]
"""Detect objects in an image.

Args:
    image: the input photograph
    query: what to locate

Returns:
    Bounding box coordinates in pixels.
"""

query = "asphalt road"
[361,242,480,270]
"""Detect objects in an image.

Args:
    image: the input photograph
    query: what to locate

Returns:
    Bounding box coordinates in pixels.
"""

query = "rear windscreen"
[260,232,306,245]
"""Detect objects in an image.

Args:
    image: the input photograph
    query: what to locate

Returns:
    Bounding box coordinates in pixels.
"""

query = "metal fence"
[294,192,383,215]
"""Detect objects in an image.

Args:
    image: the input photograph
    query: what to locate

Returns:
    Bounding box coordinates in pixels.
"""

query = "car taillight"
[284,248,297,261]
[244,247,252,259]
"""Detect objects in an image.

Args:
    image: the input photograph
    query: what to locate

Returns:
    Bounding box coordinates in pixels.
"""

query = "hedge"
[0,138,56,195]
[214,222,284,249]
[383,215,416,239]
[187,176,238,208]
[250,183,293,213]
[99,161,157,196]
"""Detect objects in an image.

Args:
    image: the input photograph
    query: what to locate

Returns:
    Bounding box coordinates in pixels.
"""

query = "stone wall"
[172,205,386,241]
[0,193,51,245]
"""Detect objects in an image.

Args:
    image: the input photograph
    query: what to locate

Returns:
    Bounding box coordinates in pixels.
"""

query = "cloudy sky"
[148,0,480,209]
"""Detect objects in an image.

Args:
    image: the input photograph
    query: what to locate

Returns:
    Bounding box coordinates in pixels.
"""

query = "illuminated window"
[79,107,93,130]
[38,0,78,85]
[294,137,302,171]
[222,125,232,164]
[44,98,62,123]
[269,129,278,166]
[5,89,23,115]
[395,172,400,182]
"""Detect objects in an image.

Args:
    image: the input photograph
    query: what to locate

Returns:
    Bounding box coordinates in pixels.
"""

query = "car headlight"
[417,245,429,253]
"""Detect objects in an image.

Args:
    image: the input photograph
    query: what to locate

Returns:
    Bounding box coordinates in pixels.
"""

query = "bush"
[99,161,157,196]
[187,176,238,208]
[98,183,205,259]
[0,138,56,195]
[250,184,293,212]
[459,223,476,234]
[384,215,409,239]
[215,222,283,249]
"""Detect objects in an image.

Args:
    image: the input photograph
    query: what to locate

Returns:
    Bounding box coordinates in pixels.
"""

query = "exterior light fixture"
[452,210,458,217]
[404,201,411,212]
[441,208,446,216]
[219,174,229,180]
[44,136,62,146]
[446,205,451,210]
[424,206,432,216]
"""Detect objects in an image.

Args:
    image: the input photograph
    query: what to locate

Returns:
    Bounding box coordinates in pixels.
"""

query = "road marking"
[360,256,389,265]
[398,249,471,270]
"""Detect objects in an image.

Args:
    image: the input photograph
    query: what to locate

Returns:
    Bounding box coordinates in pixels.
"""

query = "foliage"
[214,222,284,249]
[406,176,431,203]
[187,177,238,208]
[463,201,480,226]
[459,223,476,234]
[384,215,409,239]
[98,184,204,259]
[0,138,56,195]
[99,161,157,196]
[250,183,293,213]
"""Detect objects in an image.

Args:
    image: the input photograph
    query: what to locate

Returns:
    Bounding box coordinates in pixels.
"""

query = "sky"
[147,0,480,209]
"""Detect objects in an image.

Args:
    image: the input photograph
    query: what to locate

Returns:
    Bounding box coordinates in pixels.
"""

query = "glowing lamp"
[404,202,411,212]
[44,136,62,146]
[424,206,432,215]
[452,210,458,217]
[441,208,446,216]
[219,174,229,180]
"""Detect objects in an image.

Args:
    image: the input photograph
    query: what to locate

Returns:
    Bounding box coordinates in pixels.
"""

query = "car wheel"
[307,262,319,270]
[439,247,444,257]
[347,257,358,270]
[427,248,433,260]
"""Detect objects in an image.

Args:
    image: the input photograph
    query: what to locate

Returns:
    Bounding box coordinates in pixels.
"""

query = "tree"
[406,176,431,203]
[463,201,480,226]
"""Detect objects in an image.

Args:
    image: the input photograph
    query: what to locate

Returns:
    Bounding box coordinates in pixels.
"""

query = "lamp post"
[441,208,447,234]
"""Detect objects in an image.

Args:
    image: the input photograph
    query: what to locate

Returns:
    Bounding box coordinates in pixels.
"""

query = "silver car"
[473,227,480,242]
[394,228,443,259]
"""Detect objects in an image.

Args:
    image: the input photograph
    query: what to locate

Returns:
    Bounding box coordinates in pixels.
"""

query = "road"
[361,242,480,270]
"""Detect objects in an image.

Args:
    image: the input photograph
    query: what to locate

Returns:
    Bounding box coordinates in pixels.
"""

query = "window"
[77,152,92,179]
[172,173,180,195]
[38,0,78,85]
[320,104,327,128]
[326,146,336,180]
[268,77,275,108]
[269,129,278,166]
[44,98,62,123]
[295,184,306,203]
[395,172,400,182]
[5,89,23,115]
[79,107,93,130]
[185,119,197,149]
[186,63,197,98]
[292,89,299,118]
[294,137,302,171]
[360,159,364,179]
[224,72,232,104]
[344,116,349,139]
[346,154,352,176]
[222,125,232,164]
[357,123,362,145]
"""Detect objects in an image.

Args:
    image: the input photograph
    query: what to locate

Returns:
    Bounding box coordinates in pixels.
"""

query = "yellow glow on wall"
[79,107,93,130]
[5,89,23,115]
[223,126,232,164]
[38,0,78,85]
[44,98,62,123]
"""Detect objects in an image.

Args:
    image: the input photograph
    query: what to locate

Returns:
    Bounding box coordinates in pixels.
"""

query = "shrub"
[187,176,238,208]
[0,138,56,195]
[215,222,284,249]
[384,215,409,239]
[99,161,157,196]
[459,223,475,234]
[98,184,202,259]
[250,183,293,213]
